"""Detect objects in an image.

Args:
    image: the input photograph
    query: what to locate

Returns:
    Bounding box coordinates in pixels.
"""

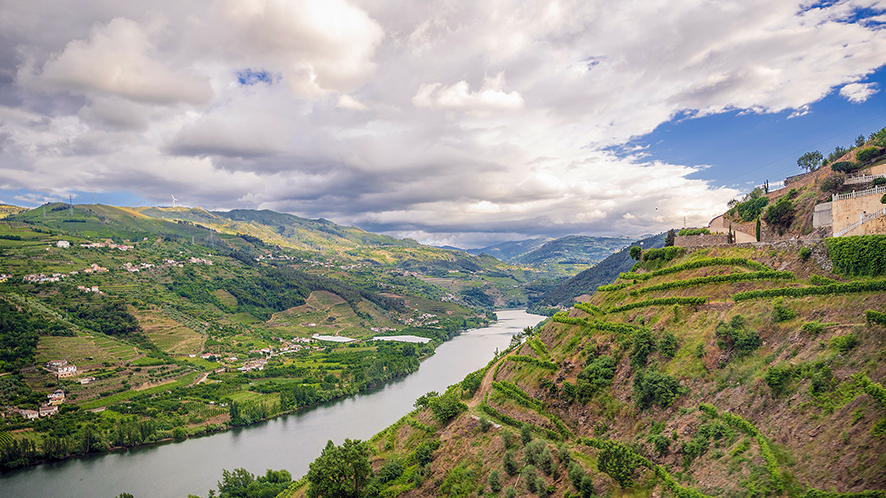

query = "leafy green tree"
[762,196,794,234]
[307,439,373,498]
[597,443,641,489]
[503,449,520,476]
[629,246,642,261]
[857,147,884,164]
[857,134,867,147]
[633,368,684,409]
[427,390,465,423]
[664,229,676,247]
[580,474,595,498]
[488,469,502,493]
[568,462,584,490]
[797,150,823,172]
[520,423,533,445]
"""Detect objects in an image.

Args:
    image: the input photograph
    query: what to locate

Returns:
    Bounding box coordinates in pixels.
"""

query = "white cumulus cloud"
[840,82,879,103]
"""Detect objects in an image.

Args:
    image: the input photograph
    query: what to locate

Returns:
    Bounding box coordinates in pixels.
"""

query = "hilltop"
[284,239,886,498]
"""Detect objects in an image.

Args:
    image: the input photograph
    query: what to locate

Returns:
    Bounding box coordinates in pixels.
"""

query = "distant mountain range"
[458,235,633,267]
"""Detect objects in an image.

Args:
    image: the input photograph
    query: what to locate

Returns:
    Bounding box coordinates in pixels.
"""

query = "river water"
[1,309,542,498]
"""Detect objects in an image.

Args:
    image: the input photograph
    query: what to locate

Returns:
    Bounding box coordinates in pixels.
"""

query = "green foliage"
[620,257,768,282]
[630,328,657,369]
[866,310,886,326]
[801,321,825,335]
[576,355,616,403]
[732,196,769,222]
[678,228,711,236]
[763,195,794,232]
[503,449,520,476]
[630,270,793,296]
[830,334,859,353]
[580,475,594,498]
[460,368,486,397]
[521,423,533,445]
[488,469,502,493]
[414,440,438,467]
[507,355,557,370]
[573,302,603,314]
[306,439,372,498]
[439,463,479,498]
[665,229,676,247]
[826,236,886,276]
[629,246,642,261]
[856,147,884,164]
[756,216,762,242]
[658,331,678,358]
[642,246,685,262]
[734,279,886,301]
[595,439,645,489]
[526,337,550,360]
[798,150,823,172]
[801,490,886,498]
[820,175,845,193]
[715,315,762,355]
[772,299,797,322]
[648,433,670,456]
[810,274,836,285]
[765,366,794,397]
[568,462,585,490]
[377,460,404,484]
[881,193,886,205]
[478,416,492,433]
[596,282,631,292]
[608,296,706,314]
[799,246,812,260]
[633,368,684,409]
[427,390,466,423]
[831,160,861,173]
[680,420,735,468]
[873,177,886,187]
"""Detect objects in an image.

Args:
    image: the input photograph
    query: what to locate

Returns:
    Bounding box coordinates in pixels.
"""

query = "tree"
[820,175,845,193]
[307,439,373,498]
[664,229,676,247]
[857,147,884,164]
[857,134,867,147]
[797,150,823,172]
[629,246,642,261]
[755,217,761,242]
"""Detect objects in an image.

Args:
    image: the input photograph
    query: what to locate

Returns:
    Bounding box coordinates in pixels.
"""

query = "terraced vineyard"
[299,241,886,498]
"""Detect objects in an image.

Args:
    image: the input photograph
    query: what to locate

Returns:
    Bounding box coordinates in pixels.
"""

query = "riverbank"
[1,313,497,472]
[1,310,542,498]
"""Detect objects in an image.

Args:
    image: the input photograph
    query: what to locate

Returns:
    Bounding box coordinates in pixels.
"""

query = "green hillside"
[285,239,886,498]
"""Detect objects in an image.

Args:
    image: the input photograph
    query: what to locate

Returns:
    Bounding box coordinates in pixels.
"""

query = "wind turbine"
[171,194,178,208]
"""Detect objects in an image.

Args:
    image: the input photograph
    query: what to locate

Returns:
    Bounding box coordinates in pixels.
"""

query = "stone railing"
[832,184,886,202]
[834,207,886,237]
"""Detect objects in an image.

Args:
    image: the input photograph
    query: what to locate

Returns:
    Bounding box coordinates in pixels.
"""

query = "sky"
[0,1,885,248]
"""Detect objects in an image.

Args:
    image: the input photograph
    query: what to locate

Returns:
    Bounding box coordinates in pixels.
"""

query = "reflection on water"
[1,310,543,498]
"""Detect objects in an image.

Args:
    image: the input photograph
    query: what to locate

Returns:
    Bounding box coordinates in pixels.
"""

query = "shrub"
[799,247,812,260]
[377,460,404,483]
[873,177,886,187]
[521,423,533,445]
[856,146,884,164]
[479,416,492,433]
[629,246,642,261]
[732,196,769,222]
[502,430,515,449]
[881,193,886,205]
[763,196,794,232]
[830,334,859,353]
[866,310,886,327]
[633,368,685,410]
[642,246,684,262]
[580,475,595,498]
[630,328,658,369]
[765,365,794,397]
[831,160,860,173]
[503,449,520,475]
[658,331,678,358]
[678,228,711,236]
[820,175,845,193]
[648,433,670,456]
[524,440,546,466]
[576,355,616,402]
[488,470,502,493]
[772,300,797,322]
[523,465,538,492]
[428,390,466,423]
[801,322,825,335]
[568,462,584,490]
[715,315,762,355]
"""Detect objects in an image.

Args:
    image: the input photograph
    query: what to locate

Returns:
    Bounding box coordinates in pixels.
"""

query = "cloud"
[218,0,384,96]
[0,0,885,247]
[23,18,211,105]
[413,73,524,112]
[840,82,879,103]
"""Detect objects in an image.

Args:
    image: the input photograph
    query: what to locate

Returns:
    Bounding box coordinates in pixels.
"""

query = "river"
[1,309,543,498]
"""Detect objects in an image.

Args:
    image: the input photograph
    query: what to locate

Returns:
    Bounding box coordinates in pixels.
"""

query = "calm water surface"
[1,310,542,498]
